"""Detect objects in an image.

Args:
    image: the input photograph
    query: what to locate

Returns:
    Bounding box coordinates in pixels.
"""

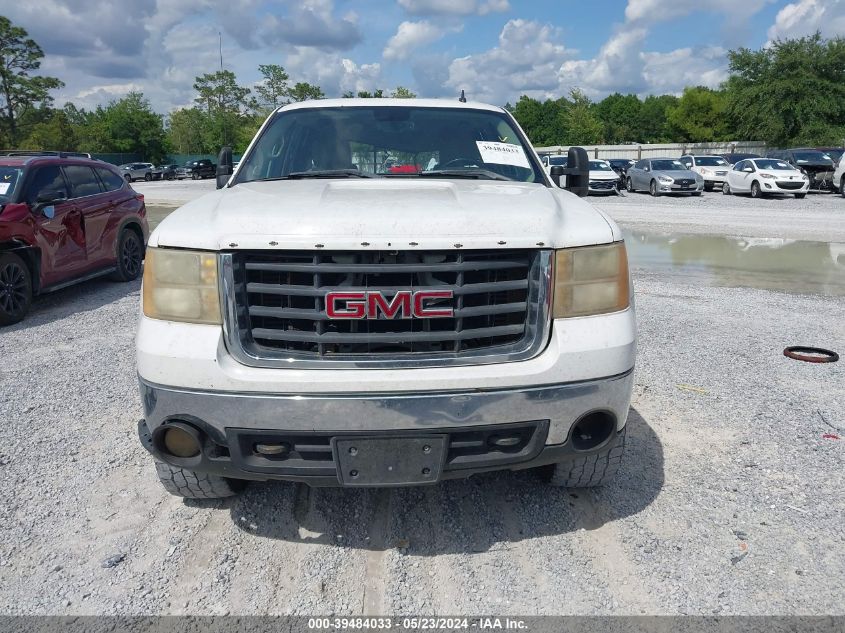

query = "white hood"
[150,179,620,251]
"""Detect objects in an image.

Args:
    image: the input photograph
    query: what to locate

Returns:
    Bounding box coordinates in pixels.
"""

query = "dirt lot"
[0,187,843,616]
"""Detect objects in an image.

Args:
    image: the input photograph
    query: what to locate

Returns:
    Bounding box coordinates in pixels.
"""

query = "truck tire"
[548,426,626,488]
[155,461,243,499]
[0,252,33,326]
[110,229,143,282]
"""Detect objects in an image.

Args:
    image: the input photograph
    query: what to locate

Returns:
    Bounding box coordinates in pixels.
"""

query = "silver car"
[118,162,155,182]
[625,158,704,196]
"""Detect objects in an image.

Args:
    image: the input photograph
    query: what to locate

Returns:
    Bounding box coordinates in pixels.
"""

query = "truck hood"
[150,179,620,251]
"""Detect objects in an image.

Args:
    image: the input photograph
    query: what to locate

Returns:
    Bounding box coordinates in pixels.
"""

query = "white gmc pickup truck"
[136,99,636,498]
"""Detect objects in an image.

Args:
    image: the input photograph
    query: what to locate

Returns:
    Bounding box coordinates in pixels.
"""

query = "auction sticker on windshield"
[476,141,530,168]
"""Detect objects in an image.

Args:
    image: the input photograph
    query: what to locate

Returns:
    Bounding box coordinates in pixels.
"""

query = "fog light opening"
[158,422,202,458]
[571,412,616,451]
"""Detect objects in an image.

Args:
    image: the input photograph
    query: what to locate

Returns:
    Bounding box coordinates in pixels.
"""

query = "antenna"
[219,31,223,70]
[459,89,467,103]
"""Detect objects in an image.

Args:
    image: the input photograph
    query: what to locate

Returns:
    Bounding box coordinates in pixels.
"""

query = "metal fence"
[534,141,768,160]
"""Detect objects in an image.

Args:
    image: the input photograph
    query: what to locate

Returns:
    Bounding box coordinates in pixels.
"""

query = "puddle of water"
[625,230,845,297]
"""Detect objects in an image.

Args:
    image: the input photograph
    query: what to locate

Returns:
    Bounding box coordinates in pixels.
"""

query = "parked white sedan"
[679,155,731,191]
[723,158,809,199]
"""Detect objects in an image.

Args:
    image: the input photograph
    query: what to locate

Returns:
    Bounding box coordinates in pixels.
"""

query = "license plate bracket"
[334,436,447,487]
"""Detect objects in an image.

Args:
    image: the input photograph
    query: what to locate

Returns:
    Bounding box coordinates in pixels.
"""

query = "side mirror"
[33,190,66,216]
[563,147,589,197]
[743,167,753,173]
[216,146,233,189]
[550,165,565,188]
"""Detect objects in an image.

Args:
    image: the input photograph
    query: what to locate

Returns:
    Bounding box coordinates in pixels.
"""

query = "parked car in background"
[0,152,148,325]
[679,155,731,191]
[833,154,845,196]
[814,147,844,165]
[719,153,761,165]
[766,149,835,191]
[607,158,635,185]
[153,164,178,180]
[176,159,216,180]
[119,162,155,182]
[723,158,809,198]
[625,158,704,196]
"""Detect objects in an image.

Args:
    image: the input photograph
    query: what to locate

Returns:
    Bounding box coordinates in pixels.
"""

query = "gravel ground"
[1,225,843,614]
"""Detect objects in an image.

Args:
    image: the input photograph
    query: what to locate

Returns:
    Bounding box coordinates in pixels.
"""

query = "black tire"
[192,172,199,180]
[839,177,845,197]
[144,173,152,182]
[155,461,243,499]
[549,426,626,488]
[795,193,806,199]
[704,183,714,192]
[167,172,175,181]
[692,191,702,197]
[751,181,762,198]
[626,177,634,192]
[124,174,132,183]
[111,229,143,282]
[723,182,731,195]
[649,180,660,197]
[0,252,32,326]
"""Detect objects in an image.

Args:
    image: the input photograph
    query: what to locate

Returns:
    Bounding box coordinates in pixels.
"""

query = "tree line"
[1,13,843,162]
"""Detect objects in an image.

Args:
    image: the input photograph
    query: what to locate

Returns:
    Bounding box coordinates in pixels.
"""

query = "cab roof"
[277,98,505,114]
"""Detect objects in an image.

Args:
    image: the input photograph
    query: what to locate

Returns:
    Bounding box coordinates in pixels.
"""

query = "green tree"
[666,86,728,142]
[391,86,416,98]
[355,89,385,98]
[193,70,253,148]
[89,92,167,161]
[255,64,289,110]
[510,95,568,146]
[167,107,208,153]
[564,89,603,145]
[20,107,77,150]
[725,33,845,146]
[288,82,325,102]
[0,16,64,145]
[594,93,643,144]
[638,94,678,143]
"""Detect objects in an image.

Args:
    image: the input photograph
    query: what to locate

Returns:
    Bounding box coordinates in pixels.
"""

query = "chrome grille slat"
[220,249,552,369]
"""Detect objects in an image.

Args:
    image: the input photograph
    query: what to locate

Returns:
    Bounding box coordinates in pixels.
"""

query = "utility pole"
[219,31,223,71]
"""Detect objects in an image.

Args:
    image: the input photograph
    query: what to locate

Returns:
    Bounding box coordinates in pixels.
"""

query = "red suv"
[0,152,148,325]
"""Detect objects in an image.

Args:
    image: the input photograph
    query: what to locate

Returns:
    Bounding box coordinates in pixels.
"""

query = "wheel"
[692,191,702,196]
[626,177,634,192]
[750,181,762,198]
[192,172,200,180]
[167,173,175,181]
[795,193,806,199]
[840,177,845,197]
[0,252,33,326]
[649,180,660,197]
[144,173,152,181]
[723,182,731,195]
[124,174,132,183]
[549,426,626,488]
[111,229,143,282]
[155,461,243,499]
[704,183,714,192]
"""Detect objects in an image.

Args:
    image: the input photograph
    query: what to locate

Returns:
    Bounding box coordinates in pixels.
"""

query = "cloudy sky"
[6,0,845,113]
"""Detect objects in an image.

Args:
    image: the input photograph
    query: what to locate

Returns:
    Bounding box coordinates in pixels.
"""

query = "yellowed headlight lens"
[553,242,630,318]
[142,248,221,324]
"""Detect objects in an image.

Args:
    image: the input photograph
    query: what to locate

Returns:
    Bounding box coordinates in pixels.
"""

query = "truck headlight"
[553,242,630,318]
[142,247,221,324]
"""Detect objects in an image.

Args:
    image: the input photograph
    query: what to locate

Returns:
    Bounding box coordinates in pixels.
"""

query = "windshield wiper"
[418,169,512,181]
[285,169,373,179]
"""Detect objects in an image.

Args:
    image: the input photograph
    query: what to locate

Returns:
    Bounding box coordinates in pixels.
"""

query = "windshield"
[793,151,832,163]
[235,106,545,184]
[0,167,23,203]
[651,159,686,171]
[824,149,843,162]
[590,161,613,171]
[754,159,795,171]
[695,156,728,167]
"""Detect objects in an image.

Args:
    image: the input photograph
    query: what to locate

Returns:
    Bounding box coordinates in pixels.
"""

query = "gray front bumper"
[139,371,633,485]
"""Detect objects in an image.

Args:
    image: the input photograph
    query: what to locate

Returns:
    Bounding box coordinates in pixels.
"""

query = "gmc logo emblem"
[326,290,454,319]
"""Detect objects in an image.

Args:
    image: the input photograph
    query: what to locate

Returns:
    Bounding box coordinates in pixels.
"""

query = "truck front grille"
[222,249,551,368]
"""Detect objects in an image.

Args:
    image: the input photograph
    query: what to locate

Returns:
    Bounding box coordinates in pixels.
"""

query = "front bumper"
[139,370,633,486]
[658,181,704,194]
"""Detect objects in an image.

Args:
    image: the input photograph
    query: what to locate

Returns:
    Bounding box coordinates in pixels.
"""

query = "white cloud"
[445,19,572,103]
[398,0,509,16]
[284,47,383,96]
[383,21,448,61]
[262,0,362,51]
[767,0,845,40]
[641,47,728,94]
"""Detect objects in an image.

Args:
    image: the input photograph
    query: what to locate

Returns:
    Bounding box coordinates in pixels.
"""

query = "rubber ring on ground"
[783,346,839,363]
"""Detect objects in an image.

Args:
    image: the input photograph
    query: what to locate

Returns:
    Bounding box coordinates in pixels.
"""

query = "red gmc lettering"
[325,290,454,319]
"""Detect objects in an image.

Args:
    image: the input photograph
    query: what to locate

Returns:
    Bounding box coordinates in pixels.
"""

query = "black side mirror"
[564,147,589,197]
[216,146,233,189]
[33,190,66,215]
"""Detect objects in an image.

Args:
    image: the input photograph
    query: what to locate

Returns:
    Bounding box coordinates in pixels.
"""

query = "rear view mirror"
[743,167,753,173]
[564,147,589,198]
[33,190,66,217]
[216,146,233,189]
